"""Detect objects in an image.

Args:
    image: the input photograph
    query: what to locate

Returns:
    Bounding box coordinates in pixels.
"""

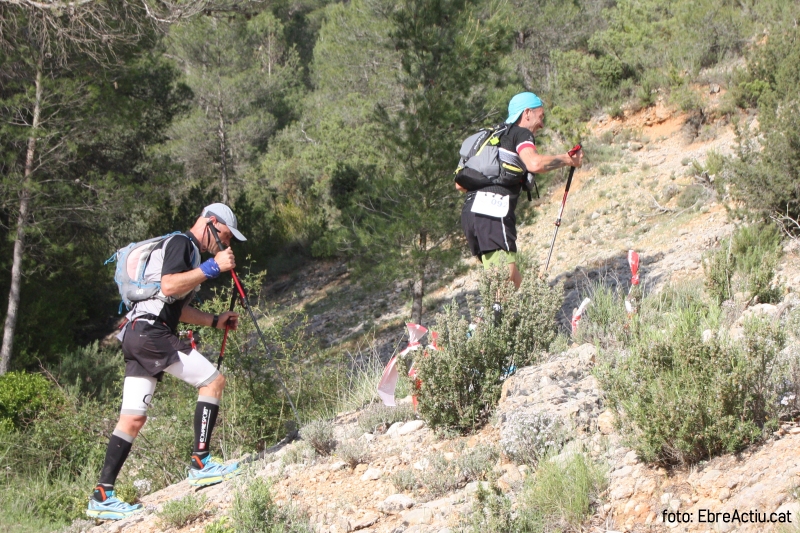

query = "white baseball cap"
[201,203,246,242]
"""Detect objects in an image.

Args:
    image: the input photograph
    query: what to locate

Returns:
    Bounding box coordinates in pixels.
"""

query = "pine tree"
[371,0,512,323]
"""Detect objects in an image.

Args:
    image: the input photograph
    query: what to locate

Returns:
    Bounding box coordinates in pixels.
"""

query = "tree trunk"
[411,230,427,325]
[217,104,230,204]
[1,60,42,374]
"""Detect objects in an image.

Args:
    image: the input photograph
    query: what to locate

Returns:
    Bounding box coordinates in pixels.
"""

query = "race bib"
[471,191,509,218]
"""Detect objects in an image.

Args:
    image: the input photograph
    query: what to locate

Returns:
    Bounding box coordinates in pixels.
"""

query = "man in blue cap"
[86,203,245,520]
[457,92,583,287]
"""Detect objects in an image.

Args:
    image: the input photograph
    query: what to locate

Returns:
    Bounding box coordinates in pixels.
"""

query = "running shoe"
[187,455,241,487]
[86,492,143,520]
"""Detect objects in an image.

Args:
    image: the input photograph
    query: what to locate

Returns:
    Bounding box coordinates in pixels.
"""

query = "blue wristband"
[199,258,221,279]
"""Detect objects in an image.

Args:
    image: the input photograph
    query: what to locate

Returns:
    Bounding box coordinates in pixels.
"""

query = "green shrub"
[573,282,630,350]
[281,441,316,466]
[456,444,499,482]
[413,267,562,433]
[703,223,783,304]
[466,483,515,533]
[205,517,235,533]
[596,291,786,465]
[0,372,54,430]
[500,411,565,466]
[516,452,607,530]
[299,419,336,455]
[231,477,313,533]
[464,452,606,532]
[157,494,208,529]
[419,453,461,498]
[334,438,370,468]
[48,341,123,401]
[676,184,707,209]
[390,468,417,492]
[356,403,415,434]
[727,25,800,220]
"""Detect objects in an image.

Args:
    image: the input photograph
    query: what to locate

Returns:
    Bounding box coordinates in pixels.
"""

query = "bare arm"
[161,269,207,298]
[179,305,239,329]
[520,146,582,174]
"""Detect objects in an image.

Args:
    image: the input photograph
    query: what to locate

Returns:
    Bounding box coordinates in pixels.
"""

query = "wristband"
[211,315,219,329]
[199,258,221,279]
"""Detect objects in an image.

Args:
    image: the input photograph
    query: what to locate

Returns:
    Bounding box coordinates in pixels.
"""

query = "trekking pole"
[544,144,582,272]
[216,287,237,370]
[206,221,302,426]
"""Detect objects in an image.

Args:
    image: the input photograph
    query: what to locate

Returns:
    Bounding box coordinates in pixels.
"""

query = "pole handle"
[568,143,582,157]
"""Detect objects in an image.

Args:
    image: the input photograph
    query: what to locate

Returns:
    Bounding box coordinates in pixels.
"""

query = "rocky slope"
[81,98,800,533]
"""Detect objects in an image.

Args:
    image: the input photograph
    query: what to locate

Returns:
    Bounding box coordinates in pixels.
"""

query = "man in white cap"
[457,92,583,287]
[87,203,245,520]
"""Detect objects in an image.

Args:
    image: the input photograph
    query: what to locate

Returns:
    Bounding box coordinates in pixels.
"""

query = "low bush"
[299,419,336,456]
[413,267,562,434]
[356,403,415,434]
[456,444,499,482]
[281,441,316,466]
[334,438,370,468]
[48,341,123,401]
[500,411,566,466]
[0,371,55,430]
[703,223,783,304]
[157,494,208,529]
[390,468,417,492]
[676,184,707,209]
[516,452,607,529]
[231,477,313,533]
[595,292,787,465]
[465,452,606,532]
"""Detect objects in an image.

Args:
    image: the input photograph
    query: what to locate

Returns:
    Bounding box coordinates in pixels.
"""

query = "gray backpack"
[104,232,197,313]
[454,124,539,199]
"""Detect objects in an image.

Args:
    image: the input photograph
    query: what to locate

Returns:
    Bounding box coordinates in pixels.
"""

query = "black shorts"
[461,191,517,257]
[121,320,193,379]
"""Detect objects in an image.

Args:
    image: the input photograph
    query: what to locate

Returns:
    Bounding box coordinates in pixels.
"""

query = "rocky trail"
[83,99,800,533]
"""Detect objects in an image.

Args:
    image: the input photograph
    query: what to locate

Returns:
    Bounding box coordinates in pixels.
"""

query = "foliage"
[595,286,788,465]
[500,411,566,466]
[347,0,514,322]
[281,440,317,466]
[465,452,606,532]
[726,17,800,220]
[46,342,123,401]
[334,438,371,468]
[456,444,499,482]
[299,419,336,456]
[516,452,607,530]
[390,468,417,492]
[0,371,54,430]
[703,223,783,304]
[357,403,416,434]
[157,493,208,529]
[231,477,314,533]
[413,267,562,433]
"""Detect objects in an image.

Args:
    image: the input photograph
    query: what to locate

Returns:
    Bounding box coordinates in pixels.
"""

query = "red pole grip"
[568,144,582,156]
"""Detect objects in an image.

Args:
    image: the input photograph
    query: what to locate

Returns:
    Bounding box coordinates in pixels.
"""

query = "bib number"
[471,191,509,218]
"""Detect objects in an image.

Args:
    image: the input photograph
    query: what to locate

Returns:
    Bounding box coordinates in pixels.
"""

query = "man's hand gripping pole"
[544,144,582,272]
[206,221,301,427]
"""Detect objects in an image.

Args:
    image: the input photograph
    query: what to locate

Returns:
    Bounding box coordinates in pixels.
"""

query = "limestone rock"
[360,468,382,481]
[397,420,425,436]
[379,494,416,514]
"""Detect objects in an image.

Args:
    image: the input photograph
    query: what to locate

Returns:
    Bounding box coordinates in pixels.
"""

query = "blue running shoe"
[86,491,142,520]
[187,454,241,487]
